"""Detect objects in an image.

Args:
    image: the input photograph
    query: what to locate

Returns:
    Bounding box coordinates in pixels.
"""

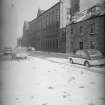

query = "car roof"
[76,49,100,52]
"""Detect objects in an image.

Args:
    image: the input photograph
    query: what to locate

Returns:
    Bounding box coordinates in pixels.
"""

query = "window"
[71,42,73,49]
[56,39,58,48]
[46,40,48,48]
[49,13,51,25]
[50,12,52,25]
[80,26,83,34]
[43,16,46,31]
[53,40,55,48]
[90,23,95,34]
[71,28,73,34]
[46,15,49,26]
[79,41,83,49]
[50,40,52,48]
[56,9,60,28]
[104,19,105,33]
[52,11,55,23]
[67,8,70,15]
[48,40,49,48]
[56,21,60,28]
[56,9,59,22]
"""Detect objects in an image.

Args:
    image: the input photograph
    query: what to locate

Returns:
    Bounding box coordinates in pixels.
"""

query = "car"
[68,49,105,67]
[3,49,12,55]
[12,52,28,60]
[27,47,35,51]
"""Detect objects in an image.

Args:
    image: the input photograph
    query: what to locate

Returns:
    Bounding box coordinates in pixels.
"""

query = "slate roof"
[71,2,105,23]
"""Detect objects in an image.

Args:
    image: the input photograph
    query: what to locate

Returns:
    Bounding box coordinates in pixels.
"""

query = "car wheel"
[69,58,73,64]
[84,61,90,67]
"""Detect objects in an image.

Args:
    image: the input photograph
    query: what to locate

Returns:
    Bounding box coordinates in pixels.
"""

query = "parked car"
[3,48,13,55]
[12,52,28,60]
[27,47,35,51]
[68,49,105,67]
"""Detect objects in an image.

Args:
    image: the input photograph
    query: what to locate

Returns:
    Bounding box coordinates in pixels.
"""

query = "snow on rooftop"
[71,2,105,23]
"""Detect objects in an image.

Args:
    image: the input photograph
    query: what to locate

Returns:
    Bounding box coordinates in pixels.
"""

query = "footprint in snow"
[30,96,34,99]
[48,86,54,89]
[88,103,95,105]
[16,98,19,100]
[90,82,96,85]
[42,103,48,105]
[68,76,75,82]
[80,70,84,74]
[62,91,71,99]
[79,86,85,88]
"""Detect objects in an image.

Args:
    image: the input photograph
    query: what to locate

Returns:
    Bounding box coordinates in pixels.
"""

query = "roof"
[37,8,45,17]
[28,1,60,25]
[36,1,60,18]
[71,2,105,23]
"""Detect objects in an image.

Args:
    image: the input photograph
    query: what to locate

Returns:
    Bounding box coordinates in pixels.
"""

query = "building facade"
[22,0,80,53]
[22,2,62,52]
[66,3,105,55]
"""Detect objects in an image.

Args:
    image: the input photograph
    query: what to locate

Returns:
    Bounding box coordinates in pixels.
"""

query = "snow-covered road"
[0,53,105,105]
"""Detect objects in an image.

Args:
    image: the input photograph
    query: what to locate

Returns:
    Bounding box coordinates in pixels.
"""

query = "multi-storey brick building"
[21,0,80,52]
[22,2,62,52]
[66,3,105,55]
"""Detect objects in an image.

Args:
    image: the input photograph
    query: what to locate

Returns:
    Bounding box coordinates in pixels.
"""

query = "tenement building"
[66,2,105,55]
[21,0,79,53]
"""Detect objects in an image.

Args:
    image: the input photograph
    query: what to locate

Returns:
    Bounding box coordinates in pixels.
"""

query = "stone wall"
[66,15,105,55]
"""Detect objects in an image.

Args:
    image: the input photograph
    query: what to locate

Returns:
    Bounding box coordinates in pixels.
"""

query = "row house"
[66,2,105,55]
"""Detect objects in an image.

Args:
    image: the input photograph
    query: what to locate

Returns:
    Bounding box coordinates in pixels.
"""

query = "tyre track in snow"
[29,51,105,75]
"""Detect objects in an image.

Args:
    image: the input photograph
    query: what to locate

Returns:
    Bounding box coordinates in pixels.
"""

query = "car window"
[87,50,103,57]
[75,51,81,56]
[80,52,88,58]
[75,50,88,58]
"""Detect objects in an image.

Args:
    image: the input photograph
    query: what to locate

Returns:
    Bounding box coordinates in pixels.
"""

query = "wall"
[22,2,62,52]
[66,15,105,55]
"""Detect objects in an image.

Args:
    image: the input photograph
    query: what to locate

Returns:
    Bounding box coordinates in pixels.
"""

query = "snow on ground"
[0,55,105,105]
